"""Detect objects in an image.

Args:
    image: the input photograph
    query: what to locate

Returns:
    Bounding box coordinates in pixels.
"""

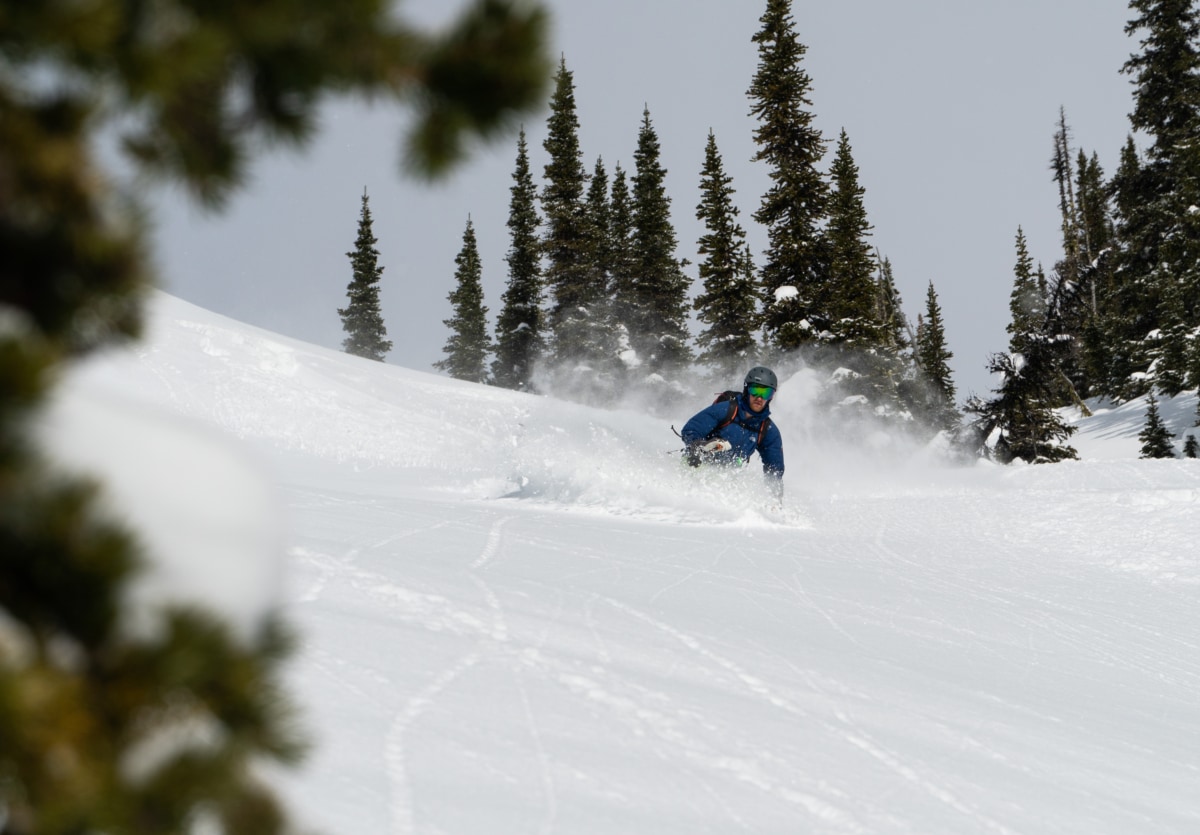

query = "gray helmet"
[744,366,778,390]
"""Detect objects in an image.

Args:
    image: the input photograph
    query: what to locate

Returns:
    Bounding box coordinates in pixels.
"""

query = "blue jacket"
[681,393,784,479]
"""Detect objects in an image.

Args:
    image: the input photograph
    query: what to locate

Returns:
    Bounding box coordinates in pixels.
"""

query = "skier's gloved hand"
[702,439,731,453]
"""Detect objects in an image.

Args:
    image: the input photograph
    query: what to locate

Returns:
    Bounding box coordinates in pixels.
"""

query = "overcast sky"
[147,0,1136,400]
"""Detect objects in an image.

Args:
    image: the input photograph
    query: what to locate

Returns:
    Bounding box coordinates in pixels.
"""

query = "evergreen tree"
[830,255,913,423]
[492,129,544,390]
[748,0,830,350]
[966,229,1078,464]
[693,130,758,376]
[540,58,607,367]
[338,189,393,361]
[1008,227,1046,358]
[435,218,492,383]
[825,129,879,345]
[1046,111,1094,398]
[0,0,549,830]
[914,281,960,432]
[1109,0,1200,395]
[1077,149,1118,395]
[1102,136,1157,396]
[1185,431,1199,457]
[874,257,913,357]
[583,155,623,378]
[1139,394,1177,458]
[1185,398,1200,456]
[630,106,693,374]
[607,162,639,367]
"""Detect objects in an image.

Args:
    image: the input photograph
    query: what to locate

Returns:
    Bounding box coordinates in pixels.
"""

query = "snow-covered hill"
[46,293,1200,834]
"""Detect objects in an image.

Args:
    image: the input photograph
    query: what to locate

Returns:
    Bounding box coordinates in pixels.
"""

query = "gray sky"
[148,0,1136,400]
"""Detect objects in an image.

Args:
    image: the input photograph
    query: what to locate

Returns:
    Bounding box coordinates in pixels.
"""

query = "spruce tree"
[915,281,960,432]
[966,229,1077,463]
[1046,112,1094,399]
[0,1,549,831]
[748,0,830,350]
[826,129,879,345]
[1102,136,1156,396]
[607,163,639,366]
[1077,149,1117,396]
[492,129,544,391]
[693,130,757,376]
[1185,398,1200,457]
[1139,394,1177,458]
[630,106,692,374]
[435,218,492,383]
[1185,432,1199,457]
[338,189,393,361]
[1008,227,1046,358]
[1109,0,1200,395]
[540,58,606,367]
[583,155,622,378]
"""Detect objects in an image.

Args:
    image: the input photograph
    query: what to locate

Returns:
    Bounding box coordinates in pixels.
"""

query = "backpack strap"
[706,392,773,447]
[705,392,739,439]
[756,417,771,447]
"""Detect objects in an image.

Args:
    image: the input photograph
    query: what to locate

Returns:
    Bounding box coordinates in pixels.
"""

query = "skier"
[681,366,784,501]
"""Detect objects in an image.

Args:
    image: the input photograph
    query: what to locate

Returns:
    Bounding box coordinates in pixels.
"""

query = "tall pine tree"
[1139,394,1177,458]
[583,154,623,380]
[1109,0,1200,395]
[693,130,758,376]
[966,228,1077,464]
[339,189,393,361]
[914,281,960,432]
[607,162,639,368]
[435,218,492,383]
[630,106,693,374]
[540,58,607,368]
[492,129,544,391]
[826,130,879,344]
[748,0,830,351]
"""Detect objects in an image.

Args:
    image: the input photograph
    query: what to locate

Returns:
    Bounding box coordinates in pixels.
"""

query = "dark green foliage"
[1139,394,1177,458]
[338,190,393,361]
[1100,0,1200,396]
[0,1,549,829]
[826,130,880,345]
[492,130,544,390]
[630,107,693,374]
[1185,432,1199,457]
[608,163,638,358]
[1186,399,1200,456]
[966,349,1079,464]
[1008,228,1046,358]
[539,59,609,368]
[1045,112,1095,399]
[435,218,492,383]
[693,131,758,376]
[748,0,830,350]
[582,156,623,378]
[967,230,1078,464]
[915,281,960,432]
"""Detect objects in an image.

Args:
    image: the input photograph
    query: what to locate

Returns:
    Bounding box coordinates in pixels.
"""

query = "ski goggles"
[747,384,775,401]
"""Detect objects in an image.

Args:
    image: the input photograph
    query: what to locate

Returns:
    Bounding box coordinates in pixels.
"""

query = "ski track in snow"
[61,295,1200,835]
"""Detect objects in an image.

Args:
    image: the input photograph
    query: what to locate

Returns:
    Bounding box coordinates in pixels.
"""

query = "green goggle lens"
[747,385,774,400]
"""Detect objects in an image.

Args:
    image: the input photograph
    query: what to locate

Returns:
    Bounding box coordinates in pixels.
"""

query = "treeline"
[342,0,1200,462]
[344,0,959,438]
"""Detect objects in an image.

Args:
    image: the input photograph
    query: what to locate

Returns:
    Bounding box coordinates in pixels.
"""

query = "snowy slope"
[47,293,1200,834]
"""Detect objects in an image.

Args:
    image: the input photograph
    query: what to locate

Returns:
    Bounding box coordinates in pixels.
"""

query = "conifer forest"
[385,0,1200,465]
